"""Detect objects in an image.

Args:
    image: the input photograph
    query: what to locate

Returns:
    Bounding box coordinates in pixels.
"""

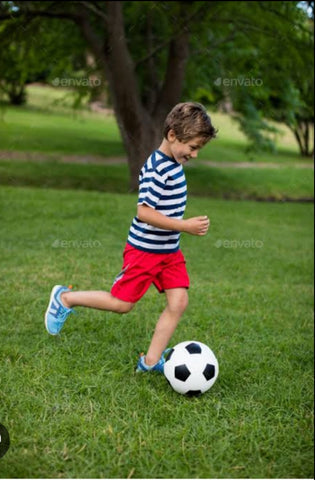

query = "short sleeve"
[137,166,166,209]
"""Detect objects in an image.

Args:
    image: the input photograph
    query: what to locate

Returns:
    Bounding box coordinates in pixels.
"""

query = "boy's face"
[167,130,204,165]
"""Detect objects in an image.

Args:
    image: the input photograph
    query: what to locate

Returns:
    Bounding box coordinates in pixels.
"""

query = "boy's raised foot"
[45,285,75,335]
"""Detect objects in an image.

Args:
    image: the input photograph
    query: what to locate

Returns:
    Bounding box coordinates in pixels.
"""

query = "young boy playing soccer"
[45,102,217,373]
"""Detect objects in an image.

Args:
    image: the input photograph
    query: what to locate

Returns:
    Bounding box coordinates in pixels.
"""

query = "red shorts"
[111,244,190,303]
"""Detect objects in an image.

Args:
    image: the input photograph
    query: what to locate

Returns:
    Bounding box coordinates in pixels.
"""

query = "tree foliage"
[184,1,314,156]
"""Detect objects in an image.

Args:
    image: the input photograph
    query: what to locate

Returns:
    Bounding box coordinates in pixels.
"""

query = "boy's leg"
[144,288,188,366]
[45,286,134,335]
[61,290,134,314]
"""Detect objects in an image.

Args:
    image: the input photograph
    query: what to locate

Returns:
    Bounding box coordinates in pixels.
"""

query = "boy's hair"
[163,102,217,145]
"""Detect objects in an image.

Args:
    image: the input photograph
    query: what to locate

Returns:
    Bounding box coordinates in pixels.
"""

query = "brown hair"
[163,102,217,145]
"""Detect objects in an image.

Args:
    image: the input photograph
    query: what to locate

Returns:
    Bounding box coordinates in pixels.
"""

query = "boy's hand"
[183,216,210,236]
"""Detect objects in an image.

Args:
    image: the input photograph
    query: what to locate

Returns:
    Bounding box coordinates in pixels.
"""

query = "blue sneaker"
[45,285,75,335]
[136,349,171,373]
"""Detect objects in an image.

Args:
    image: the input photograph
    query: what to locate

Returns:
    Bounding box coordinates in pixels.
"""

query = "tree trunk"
[123,122,160,191]
[77,1,190,190]
[291,121,314,157]
[5,82,27,105]
[104,2,161,190]
[3,1,192,190]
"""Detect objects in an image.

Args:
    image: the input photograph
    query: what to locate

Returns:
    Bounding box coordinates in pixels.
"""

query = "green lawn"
[1,102,305,163]
[0,84,314,477]
[0,104,125,157]
[0,158,313,201]
[1,84,313,202]
[1,84,313,203]
[0,186,313,478]
[1,84,313,165]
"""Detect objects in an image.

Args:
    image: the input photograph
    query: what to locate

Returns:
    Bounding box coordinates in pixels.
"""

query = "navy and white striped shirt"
[127,150,187,253]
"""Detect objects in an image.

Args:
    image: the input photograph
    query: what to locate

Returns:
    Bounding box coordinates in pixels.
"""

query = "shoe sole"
[45,285,62,335]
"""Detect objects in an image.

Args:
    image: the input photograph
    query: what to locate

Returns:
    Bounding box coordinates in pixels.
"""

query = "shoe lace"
[56,305,74,323]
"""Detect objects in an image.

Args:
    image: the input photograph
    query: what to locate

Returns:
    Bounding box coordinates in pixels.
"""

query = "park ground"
[0,84,313,478]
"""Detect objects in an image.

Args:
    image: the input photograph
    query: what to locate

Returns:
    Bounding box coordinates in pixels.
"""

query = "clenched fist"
[182,216,210,236]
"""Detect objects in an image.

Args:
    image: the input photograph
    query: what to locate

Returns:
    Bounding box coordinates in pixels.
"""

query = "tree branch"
[0,4,80,22]
[153,30,190,124]
[74,8,107,65]
[135,1,211,68]
[104,1,143,117]
[191,31,237,56]
[78,1,107,23]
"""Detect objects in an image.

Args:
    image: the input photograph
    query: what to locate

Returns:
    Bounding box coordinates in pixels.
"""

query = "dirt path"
[196,160,314,169]
[0,150,313,169]
[0,150,125,165]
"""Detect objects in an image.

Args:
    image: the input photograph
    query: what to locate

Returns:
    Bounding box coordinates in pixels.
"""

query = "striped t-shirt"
[127,150,187,253]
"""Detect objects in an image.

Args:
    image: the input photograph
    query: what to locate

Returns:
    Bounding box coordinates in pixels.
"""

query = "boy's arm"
[137,204,209,236]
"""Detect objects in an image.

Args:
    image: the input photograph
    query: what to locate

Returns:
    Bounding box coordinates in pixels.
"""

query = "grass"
[1,102,306,164]
[0,84,313,477]
[1,84,313,165]
[0,84,313,201]
[0,186,313,478]
[0,104,125,157]
[0,159,313,201]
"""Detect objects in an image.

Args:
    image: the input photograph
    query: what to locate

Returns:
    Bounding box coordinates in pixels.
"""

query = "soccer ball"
[164,341,219,396]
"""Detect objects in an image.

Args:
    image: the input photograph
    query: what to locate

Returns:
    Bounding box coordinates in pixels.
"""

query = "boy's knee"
[115,300,134,314]
[167,289,189,315]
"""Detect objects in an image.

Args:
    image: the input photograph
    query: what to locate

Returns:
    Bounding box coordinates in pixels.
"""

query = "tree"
[184,1,314,157]
[0,1,312,188]
[262,4,314,157]
[223,2,314,157]
[0,18,41,104]
[0,11,92,105]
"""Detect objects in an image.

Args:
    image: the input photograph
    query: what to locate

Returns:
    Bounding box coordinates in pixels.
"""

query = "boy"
[45,102,217,373]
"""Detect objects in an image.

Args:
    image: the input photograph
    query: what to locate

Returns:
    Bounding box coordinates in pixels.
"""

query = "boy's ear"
[167,129,177,143]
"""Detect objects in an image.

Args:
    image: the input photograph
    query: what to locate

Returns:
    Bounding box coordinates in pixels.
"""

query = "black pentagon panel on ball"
[185,342,202,354]
[0,424,10,459]
[165,348,174,362]
[175,364,191,381]
[186,390,202,397]
[203,363,215,380]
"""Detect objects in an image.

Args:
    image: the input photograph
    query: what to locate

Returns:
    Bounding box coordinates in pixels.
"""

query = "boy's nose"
[191,150,198,158]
